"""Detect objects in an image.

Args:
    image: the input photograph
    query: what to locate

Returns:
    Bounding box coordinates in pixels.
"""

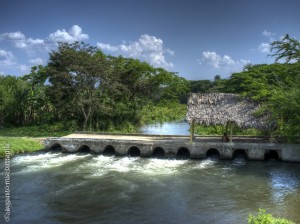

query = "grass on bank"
[0,122,74,158]
[0,137,44,159]
[0,122,75,137]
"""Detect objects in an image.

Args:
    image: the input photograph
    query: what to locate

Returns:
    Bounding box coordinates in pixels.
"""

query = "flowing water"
[1,121,300,223]
[1,153,300,224]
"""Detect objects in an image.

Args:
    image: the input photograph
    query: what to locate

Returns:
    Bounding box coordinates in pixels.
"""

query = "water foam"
[12,152,60,165]
[142,158,187,176]
[12,153,90,174]
[12,153,220,177]
[81,156,188,177]
[194,159,217,169]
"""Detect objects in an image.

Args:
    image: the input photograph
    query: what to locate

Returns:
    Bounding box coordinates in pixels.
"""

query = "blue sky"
[1,0,300,80]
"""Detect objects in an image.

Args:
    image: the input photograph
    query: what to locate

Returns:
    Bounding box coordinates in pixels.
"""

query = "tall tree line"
[189,35,300,141]
[0,35,299,140]
[0,42,189,130]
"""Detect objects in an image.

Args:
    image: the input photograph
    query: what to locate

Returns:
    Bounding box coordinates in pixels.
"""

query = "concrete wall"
[44,137,300,162]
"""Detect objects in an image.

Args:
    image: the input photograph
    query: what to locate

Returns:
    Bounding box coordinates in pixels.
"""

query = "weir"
[44,133,300,162]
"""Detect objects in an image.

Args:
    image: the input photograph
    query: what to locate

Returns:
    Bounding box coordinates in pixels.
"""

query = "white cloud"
[47,25,89,43]
[166,48,175,56]
[29,57,44,65]
[0,31,44,49]
[0,25,89,75]
[262,30,276,37]
[258,42,271,54]
[257,30,277,54]
[0,48,30,74]
[97,34,174,69]
[97,43,118,52]
[200,51,250,73]
[0,31,25,40]
[0,25,88,52]
[0,49,15,66]
[17,64,29,72]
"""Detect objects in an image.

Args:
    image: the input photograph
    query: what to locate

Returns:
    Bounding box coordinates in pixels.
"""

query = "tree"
[0,75,30,126]
[152,69,189,103]
[189,80,214,93]
[270,34,300,63]
[224,62,300,141]
[105,56,188,124]
[225,63,298,101]
[22,65,51,124]
[47,42,109,130]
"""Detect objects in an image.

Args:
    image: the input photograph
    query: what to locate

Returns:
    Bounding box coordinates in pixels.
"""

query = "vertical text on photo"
[3,144,11,223]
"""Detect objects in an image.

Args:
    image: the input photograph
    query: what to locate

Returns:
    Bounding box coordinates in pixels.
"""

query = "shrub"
[248,209,295,224]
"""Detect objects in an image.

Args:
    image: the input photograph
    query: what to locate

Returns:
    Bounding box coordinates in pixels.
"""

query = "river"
[0,122,300,224]
[139,120,190,135]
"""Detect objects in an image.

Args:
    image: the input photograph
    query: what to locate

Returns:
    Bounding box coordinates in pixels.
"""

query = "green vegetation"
[0,137,43,158]
[194,124,261,136]
[0,42,190,135]
[0,122,76,137]
[189,62,300,140]
[0,34,299,143]
[140,102,186,124]
[189,35,300,141]
[248,209,295,224]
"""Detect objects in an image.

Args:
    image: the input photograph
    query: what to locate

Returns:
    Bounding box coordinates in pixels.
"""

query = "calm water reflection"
[0,153,299,224]
[139,120,190,135]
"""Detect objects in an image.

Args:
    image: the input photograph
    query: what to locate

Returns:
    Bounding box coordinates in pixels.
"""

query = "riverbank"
[0,137,44,158]
[0,123,71,158]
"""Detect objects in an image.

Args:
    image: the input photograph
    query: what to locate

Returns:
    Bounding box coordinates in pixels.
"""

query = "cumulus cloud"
[29,58,44,65]
[97,34,174,69]
[258,42,271,54]
[0,25,88,53]
[200,51,250,74]
[0,49,15,66]
[17,64,29,71]
[97,43,118,52]
[200,51,249,68]
[0,48,30,74]
[47,25,89,43]
[0,25,89,75]
[0,31,44,49]
[0,31,25,40]
[257,30,277,54]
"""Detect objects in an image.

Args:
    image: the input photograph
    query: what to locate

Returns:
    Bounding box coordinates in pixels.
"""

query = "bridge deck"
[63,133,267,143]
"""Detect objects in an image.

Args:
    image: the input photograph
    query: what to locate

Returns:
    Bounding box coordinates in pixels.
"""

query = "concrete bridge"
[44,133,300,162]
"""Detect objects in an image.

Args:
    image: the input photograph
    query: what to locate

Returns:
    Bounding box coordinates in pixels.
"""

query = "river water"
[1,122,300,224]
[139,121,190,135]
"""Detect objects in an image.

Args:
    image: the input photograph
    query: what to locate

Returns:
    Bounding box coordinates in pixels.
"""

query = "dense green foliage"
[0,122,76,137]
[248,209,295,224]
[0,42,189,133]
[194,124,261,136]
[0,35,299,141]
[270,34,300,63]
[189,40,300,140]
[0,137,43,158]
[140,102,186,124]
